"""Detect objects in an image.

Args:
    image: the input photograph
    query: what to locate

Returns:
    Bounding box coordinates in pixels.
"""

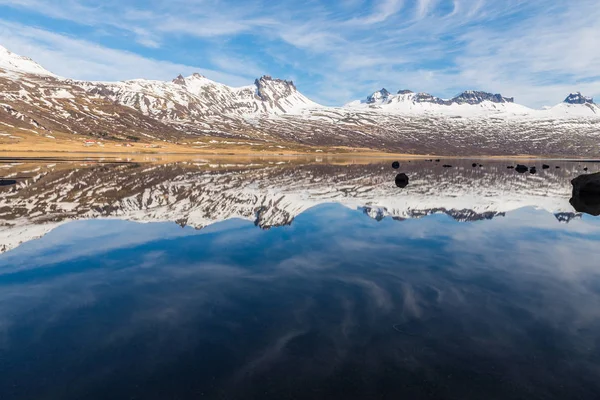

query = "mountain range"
[1,44,600,156]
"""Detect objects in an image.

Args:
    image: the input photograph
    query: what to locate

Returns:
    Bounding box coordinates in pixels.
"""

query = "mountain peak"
[363,88,514,106]
[452,90,514,104]
[172,74,186,85]
[253,75,299,102]
[366,88,391,104]
[0,45,56,77]
[255,75,296,88]
[564,92,594,104]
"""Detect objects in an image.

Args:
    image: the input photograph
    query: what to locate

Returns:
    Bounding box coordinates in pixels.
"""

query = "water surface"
[1,157,600,399]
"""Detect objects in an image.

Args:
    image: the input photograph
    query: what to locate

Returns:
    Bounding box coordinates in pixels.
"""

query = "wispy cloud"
[0,21,254,85]
[0,0,598,107]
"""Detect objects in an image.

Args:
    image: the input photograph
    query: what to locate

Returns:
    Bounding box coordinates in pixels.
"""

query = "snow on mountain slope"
[344,88,599,118]
[1,44,600,156]
[75,73,321,124]
[0,45,56,77]
[545,93,600,117]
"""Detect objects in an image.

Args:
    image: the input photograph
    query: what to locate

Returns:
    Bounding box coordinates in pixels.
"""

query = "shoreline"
[1,131,598,161]
[1,149,598,162]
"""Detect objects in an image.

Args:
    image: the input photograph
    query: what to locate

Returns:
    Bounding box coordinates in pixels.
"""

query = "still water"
[1,157,600,399]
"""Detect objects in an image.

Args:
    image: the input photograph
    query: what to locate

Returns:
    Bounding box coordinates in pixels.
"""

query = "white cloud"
[0,20,254,85]
[0,0,598,107]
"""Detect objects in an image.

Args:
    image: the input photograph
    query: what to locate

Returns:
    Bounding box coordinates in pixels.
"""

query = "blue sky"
[0,0,599,107]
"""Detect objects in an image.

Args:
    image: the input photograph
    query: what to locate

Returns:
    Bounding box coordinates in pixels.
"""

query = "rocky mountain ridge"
[1,45,600,156]
[365,89,514,106]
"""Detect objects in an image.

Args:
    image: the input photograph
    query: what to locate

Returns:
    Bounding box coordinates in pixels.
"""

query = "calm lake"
[1,157,600,399]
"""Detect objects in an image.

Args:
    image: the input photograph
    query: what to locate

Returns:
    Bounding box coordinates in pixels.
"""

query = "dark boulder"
[507,166,515,169]
[435,159,440,162]
[542,164,550,169]
[392,161,400,169]
[515,164,528,173]
[570,172,600,216]
[472,163,477,167]
[556,166,560,169]
[529,167,537,174]
[584,167,588,171]
[395,173,409,188]
[443,164,452,168]
[0,179,17,186]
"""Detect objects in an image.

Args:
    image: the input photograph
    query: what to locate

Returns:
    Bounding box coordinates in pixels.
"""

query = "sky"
[0,0,599,108]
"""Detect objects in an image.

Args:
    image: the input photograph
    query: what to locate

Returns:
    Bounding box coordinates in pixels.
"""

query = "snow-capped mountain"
[1,44,600,156]
[0,45,56,77]
[0,159,586,254]
[360,88,514,107]
[546,92,600,116]
[564,92,594,104]
[77,73,318,121]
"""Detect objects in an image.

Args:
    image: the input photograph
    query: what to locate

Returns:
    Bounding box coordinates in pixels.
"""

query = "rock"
[542,164,550,169]
[451,90,514,105]
[367,88,391,104]
[515,164,528,173]
[472,163,477,167]
[392,161,400,169]
[507,166,515,169]
[529,167,537,174]
[556,166,560,168]
[584,167,588,171]
[435,159,440,162]
[570,172,600,216]
[395,173,409,188]
[443,164,452,168]
[564,92,594,105]
[0,179,17,186]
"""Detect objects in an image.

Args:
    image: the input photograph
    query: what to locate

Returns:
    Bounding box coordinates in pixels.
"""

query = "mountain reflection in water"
[0,158,595,253]
[1,157,600,400]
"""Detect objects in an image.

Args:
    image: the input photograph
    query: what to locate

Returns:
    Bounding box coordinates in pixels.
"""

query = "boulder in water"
[570,172,600,216]
[515,165,528,173]
[542,164,550,169]
[0,179,17,186]
[395,173,409,188]
[392,161,400,169]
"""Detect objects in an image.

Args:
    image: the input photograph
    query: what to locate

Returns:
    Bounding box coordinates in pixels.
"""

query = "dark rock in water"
[472,163,477,167]
[542,164,550,169]
[515,164,528,173]
[529,167,537,174]
[584,167,588,171]
[507,166,515,169]
[443,164,452,168]
[570,172,600,216]
[556,166,560,169]
[0,179,17,186]
[395,173,409,188]
[435,159,440,162]
[392,161,400,169]
[478,164,483,167]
